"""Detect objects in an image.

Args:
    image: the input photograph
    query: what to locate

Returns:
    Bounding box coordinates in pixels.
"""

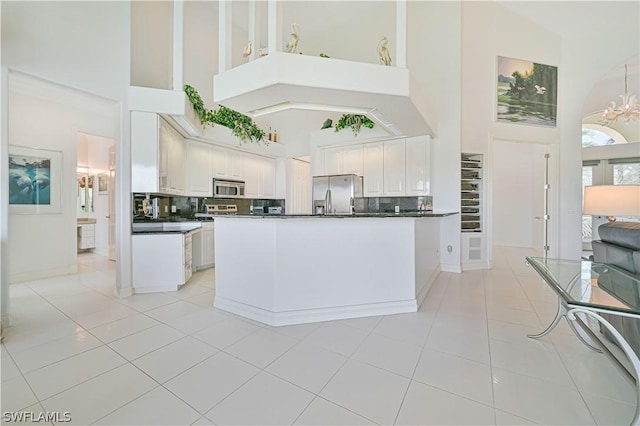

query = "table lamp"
[583,185,640,222]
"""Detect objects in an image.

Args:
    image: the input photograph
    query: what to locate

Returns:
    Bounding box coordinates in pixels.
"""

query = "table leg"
[528,298,602,353]
[527,298,566,339]
[567,308,640,426]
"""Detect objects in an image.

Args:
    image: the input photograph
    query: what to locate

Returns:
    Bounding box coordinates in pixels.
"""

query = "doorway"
[76,132,117,261]
[492,140,552,251]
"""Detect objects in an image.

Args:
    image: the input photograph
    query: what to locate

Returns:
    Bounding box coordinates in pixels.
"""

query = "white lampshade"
[583,185,640,216]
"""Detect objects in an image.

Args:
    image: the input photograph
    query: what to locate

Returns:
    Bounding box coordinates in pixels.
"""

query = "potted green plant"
[334,114,375,136]
[184,85,266,144]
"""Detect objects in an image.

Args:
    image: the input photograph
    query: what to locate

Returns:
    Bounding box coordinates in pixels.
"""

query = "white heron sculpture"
[285,22,300,54]
[243,40,252,59]
[378,36,391,66]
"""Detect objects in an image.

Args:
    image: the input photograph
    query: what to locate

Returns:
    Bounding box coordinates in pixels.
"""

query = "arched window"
[582,124,628,147]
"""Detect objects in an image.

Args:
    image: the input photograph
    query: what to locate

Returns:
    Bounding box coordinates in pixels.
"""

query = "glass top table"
[526,257,640,426]
[526,257,640,316]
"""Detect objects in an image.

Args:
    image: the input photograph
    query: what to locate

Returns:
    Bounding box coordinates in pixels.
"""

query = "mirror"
[77,173,94,215]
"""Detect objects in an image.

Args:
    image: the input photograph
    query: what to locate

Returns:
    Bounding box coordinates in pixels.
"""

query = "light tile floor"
[1,246,636,425]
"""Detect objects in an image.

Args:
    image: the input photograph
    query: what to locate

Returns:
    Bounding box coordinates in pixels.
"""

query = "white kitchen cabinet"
[244,153,276,198]
[383,139,405,195]
[131,113,184,194]
[193,223,214,271]
[405,135,431,195]
[132,230,196,293]
[159,118,185,195]
[363,142,384,196]
[322,145,363,176]
[77,224,95,250]
[323,147,343,175]
[213,146,243,180]
[342,145,364,175]
[185,140,213,197]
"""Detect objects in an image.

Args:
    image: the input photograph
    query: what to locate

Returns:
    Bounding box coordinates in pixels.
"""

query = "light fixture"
[583,185,640,221]
[601,64,640,125]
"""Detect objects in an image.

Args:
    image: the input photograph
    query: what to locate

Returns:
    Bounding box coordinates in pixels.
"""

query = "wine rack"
[461,153,482,232]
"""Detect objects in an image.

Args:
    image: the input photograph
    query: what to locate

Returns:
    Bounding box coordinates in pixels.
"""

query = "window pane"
[614,163,640,222]
[613,163,640,185]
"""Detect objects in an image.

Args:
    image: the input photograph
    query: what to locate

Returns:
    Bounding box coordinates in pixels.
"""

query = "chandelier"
[602,64,640,125]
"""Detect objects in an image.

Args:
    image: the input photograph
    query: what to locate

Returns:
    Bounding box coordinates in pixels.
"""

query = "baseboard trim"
[10,266,76,283]
[133,284,178,294]
[462,261,491,271]
[214,297,419,327]
[441,264,462,273]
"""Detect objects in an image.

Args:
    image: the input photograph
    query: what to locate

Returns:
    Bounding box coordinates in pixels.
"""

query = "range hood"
[213,52,436,138]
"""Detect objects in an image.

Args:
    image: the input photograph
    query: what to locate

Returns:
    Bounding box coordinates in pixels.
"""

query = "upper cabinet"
[323,145,363,176]
[131,112,185,195]
[244,153,276,199]
[318,136,431,198]
[185,140,213,197]
[405,135,431,196]
[213,145,243,180]
[159,119,185,195]
[363,142,384,196]
[383,139,405,195]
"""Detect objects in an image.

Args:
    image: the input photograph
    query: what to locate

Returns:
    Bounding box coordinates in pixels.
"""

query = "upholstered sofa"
[591,221,640,357]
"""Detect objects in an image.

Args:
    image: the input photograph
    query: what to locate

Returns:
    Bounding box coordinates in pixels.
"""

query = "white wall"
[7,73,119,281]
[131,1,173,90]
[461,1,639,261]
[408,1,462,272]
[460,2,560,262]
[282,2,396,65]
[1,0,132,324]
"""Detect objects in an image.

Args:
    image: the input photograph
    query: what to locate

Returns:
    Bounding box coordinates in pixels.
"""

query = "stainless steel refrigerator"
[312,174,363,215]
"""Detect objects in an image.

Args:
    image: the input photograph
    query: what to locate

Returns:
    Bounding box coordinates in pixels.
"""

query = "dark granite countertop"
[216,212,458,219]
[132,221,202,234]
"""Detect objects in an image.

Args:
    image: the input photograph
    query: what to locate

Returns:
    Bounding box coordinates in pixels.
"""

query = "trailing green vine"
[334,114,375,136]
[184,85,266,144]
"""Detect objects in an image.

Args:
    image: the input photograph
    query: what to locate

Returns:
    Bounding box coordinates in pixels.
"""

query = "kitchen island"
[214,213,455,326]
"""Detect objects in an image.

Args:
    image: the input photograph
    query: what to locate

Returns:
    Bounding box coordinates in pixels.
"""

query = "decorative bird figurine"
[285,22,299,54]
[535,85,546,95]
[321,118,333,129]
[378,36,391,66]
[243,40,252,59]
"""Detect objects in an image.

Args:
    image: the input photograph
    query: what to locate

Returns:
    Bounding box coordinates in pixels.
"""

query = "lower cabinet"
[132,230,195,293]
[77,224,96,251]
[193,222,215,270]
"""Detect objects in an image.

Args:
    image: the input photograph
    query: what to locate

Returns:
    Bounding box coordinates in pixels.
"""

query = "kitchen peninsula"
[214,213,455,326]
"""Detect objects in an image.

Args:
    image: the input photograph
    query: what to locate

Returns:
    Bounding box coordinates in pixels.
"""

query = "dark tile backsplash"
[132,193,285,220]
[354,196,433,213]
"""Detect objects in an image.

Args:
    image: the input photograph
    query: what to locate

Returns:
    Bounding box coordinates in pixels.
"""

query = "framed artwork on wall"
[496,56,558,127]
[97,173,109,195]
[8,145,62,214]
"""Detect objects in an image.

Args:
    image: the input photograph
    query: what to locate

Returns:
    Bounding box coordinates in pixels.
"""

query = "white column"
[0,67,10,327]
[172,0,184,90]
[267,0,282,55]
[219,0,232,73]
[248,0,256,61]
[395,0,407,68]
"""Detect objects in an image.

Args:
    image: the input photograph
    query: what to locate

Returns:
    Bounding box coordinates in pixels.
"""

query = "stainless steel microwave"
[213,179,245,198]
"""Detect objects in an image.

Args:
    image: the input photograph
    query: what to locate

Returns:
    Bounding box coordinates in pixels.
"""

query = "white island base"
[214,216,442,326]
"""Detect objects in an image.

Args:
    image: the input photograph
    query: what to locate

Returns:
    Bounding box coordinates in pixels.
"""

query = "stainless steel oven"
[213,179,245,198]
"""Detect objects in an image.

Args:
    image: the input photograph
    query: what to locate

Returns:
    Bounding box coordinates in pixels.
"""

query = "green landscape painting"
[497,56,558,127]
